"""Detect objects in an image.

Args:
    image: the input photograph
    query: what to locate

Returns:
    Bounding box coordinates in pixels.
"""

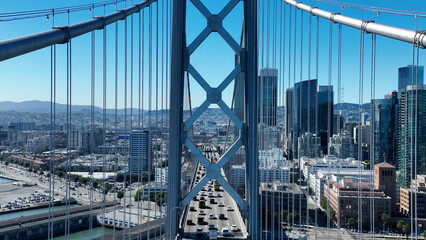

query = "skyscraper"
[129,130,152,175]
[398,65,424,91]
[285,87,294,139]
[398,85,426,187]
[294,79,317,136]
[371,91,398,165]
[258,68,278,127]
[317,85,334,154]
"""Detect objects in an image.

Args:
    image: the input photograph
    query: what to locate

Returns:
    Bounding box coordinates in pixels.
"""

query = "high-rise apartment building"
[317,85,334,154]
[285,87,294,139]
[398,65,424,91]
[298,132,321,158]
[329,132,357,159]
[397,85,426,187]
[371,92,398,165]
[294,79,317,137]
[129,130,152,175]
[258,68,278,127]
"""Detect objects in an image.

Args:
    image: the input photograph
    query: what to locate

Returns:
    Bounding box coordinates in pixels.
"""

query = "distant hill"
[0,100,371,116]
[0,101,148,114]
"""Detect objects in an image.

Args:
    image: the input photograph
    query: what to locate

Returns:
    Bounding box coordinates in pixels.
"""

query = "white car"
[218,202,224,207]
[209,213,215,219]
[231,224,238,232]
[226,206,233,211]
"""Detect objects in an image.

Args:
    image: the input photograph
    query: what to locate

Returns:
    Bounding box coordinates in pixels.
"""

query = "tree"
[402,223,410,236]
[142,174,148,183]
[117,191,124,199]
[396,220,405,230]
[320,196,328,210]
[348,218,357,229]
[381,213,391,228]
[82,178,89,185]
[134,189,143,201]
[4,162,9,167]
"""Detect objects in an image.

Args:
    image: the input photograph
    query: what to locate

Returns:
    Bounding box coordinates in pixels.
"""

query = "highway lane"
[183,145,247,239]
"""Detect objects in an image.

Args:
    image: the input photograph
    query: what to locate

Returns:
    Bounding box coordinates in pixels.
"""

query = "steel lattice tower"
[166,0,259,239]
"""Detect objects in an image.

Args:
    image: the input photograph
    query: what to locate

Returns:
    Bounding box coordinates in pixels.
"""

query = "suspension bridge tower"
[166,0,259,239]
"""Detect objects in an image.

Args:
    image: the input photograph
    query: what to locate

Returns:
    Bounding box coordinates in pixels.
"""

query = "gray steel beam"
[166,0,186,238]
[244,0,259,238]
[284,0,426,48]
[0,0,156,62]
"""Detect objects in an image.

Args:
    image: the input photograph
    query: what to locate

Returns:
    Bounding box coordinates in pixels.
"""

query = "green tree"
[142,174,148,183]
[402,223,410,236]
[24,162,30,168]
[320,196,328,210]
[381,213,391,228]
[57,171,65,178]
[134,189,143,201]
[396,220,405,230]
[348,218,357,229]
[4,162,9,167]
[117,191,124,199]
[82,178,89,185]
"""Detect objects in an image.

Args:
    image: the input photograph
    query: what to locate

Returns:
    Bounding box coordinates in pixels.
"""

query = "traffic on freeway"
[183,145,247,239]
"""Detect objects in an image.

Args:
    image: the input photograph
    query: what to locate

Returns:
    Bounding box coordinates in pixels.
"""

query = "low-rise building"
[229,163,290,188]
[300,155,362,180]
[260,182,307,225]
[400,175,426,218]
[323,178,391,229]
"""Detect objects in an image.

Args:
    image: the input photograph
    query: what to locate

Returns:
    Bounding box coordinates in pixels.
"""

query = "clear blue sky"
[0,0,425,109]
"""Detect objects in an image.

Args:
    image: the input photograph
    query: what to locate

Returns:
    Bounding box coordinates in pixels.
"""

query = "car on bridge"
[196,227,203,236]
[222,227,230,236]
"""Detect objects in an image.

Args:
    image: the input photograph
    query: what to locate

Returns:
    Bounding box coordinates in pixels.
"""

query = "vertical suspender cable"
[414,18,420,238]
[326,18,332,239]
[299,9,304,234]
[113,13,118,240]
[259,0,264,234]
[314,14,319,240]
[369,31,376,239]
[147,3,153,238]
[358,25,365,240]
[89,8,95,240]
[288,5,292,239]
[65,10,72,240]
[48,9,56,240]
[337,22,342,239]
[89,20,95,240]
[160,0,165,235]
[306,9,311,236]
[101,15,107,239]
[280,2,285,239]
[155,0,159,236]
[137,8,143,240]
[293,4,297,230]
[409,16,416,238]
[122,13,128,240]
[128,14,134,240]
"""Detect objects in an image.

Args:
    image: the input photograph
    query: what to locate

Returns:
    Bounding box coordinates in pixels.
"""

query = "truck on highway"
[199,200,206,209]
[209,229,218,239]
